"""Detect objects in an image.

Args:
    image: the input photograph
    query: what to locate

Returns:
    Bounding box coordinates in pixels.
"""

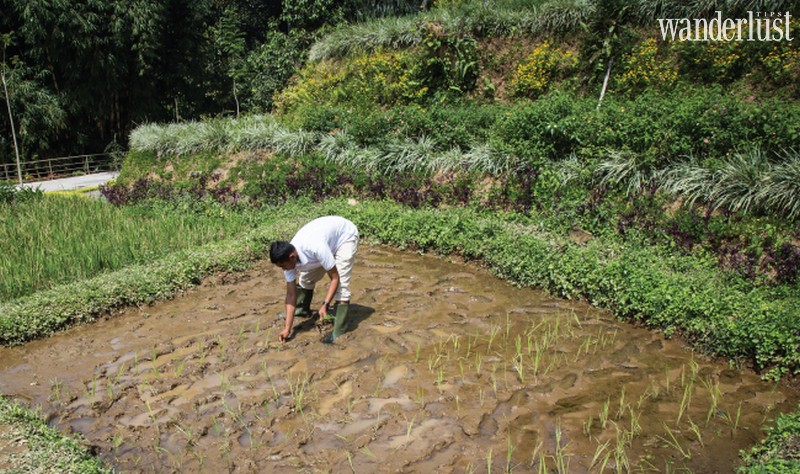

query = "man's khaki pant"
[298,238,358,301]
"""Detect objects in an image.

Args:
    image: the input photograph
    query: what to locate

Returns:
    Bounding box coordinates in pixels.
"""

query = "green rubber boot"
[324,303,350,343]
[294,288,314,317]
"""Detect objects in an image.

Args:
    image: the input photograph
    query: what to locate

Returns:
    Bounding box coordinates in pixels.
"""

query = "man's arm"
[279,281,297,342]
[318,266,340,320]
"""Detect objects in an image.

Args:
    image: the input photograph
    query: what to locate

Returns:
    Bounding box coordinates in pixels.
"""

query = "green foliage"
[740,407,800,473]
[0,395,111,473]
[280,0,344,32]
[675,36,753,84]
[0,180,43,203]
[0,194,261,301]
[616,37,678,92]
[512,40,578,98]
[308,0,595,62]
[281,24,485,111]
[238,29,310,111]
[417,21,480,95]
[0,58,67,162]
[490,90,587,162]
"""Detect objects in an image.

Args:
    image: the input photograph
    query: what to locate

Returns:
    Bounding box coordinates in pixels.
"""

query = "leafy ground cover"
[0,395,111,473]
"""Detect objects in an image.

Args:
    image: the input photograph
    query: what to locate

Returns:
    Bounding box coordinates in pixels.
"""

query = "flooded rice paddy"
[0,245,797,473]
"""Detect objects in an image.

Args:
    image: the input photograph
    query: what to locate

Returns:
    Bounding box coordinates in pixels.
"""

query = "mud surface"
[0,245,796,473]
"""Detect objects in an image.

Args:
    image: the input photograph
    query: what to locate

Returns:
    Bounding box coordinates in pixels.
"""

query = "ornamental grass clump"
[660,147,800,219]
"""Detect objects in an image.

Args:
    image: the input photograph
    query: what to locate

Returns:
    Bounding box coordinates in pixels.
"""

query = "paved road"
[18,171,119,193]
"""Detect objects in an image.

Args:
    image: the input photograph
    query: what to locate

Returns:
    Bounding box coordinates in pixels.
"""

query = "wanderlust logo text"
[659,11,794,41]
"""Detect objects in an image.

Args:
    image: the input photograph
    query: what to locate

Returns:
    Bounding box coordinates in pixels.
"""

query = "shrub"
[616,37,678,92]
[511,40,578,98]
[760,18,800,90]
[417,21,481,95]
[740,407,800,472]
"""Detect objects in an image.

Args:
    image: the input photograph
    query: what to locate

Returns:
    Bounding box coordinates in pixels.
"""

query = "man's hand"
[319,303,328,320]
[279,327,291,343]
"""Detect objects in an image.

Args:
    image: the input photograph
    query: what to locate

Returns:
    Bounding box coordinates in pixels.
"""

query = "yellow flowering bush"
[675,23,753,83]
[761,19,800,87]
[348,50,428,105]
[275,50,428,113]
[511,41,577,99]
[618,38,678,91]
[274,60,347,113]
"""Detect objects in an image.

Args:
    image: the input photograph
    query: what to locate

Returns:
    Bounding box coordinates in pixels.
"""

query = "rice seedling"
[223,399,245,426]
[734,402,742,430]
[288,374,309,413]
[537,453,548,474]
[49,378,63,403]
[590,439,611,472]
[451,334,461,351]
[175,357,186,378]
[487,325,501,354]
[583,415,594,437]
[677,382,694,426]
[145,398,157,423]
[514,360,525,383]
[554,421,571,474]
[403,415,416,447]
[416,386,426,406]
[87,372,99,402]
[599,398,610,429]
[687,418,704,447]
[107,379,115,400]
[531,348,541,378]
[658,422,692,460]
[176,424,196,447]
[613,426,631,473]
[486,447,493,474]
[701,376,721,426]
[616,388,626,420]
[506,430,517,472]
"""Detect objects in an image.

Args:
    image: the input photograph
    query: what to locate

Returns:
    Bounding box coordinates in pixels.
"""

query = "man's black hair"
[270,241,295,264]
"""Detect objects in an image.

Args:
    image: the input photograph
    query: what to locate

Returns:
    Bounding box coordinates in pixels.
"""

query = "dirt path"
[0,245,796,473]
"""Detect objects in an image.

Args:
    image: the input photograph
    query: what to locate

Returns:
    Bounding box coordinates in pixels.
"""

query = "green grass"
[0,395,111,473]
[0,204,309,345]
[0,194,262,302]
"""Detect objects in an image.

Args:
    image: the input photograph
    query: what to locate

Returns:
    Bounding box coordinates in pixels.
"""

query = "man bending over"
[269,216,359,343]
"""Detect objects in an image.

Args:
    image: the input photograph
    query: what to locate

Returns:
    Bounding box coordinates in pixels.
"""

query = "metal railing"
[1,154,119,183]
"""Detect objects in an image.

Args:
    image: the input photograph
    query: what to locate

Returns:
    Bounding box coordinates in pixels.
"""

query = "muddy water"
[0,245,796,473]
